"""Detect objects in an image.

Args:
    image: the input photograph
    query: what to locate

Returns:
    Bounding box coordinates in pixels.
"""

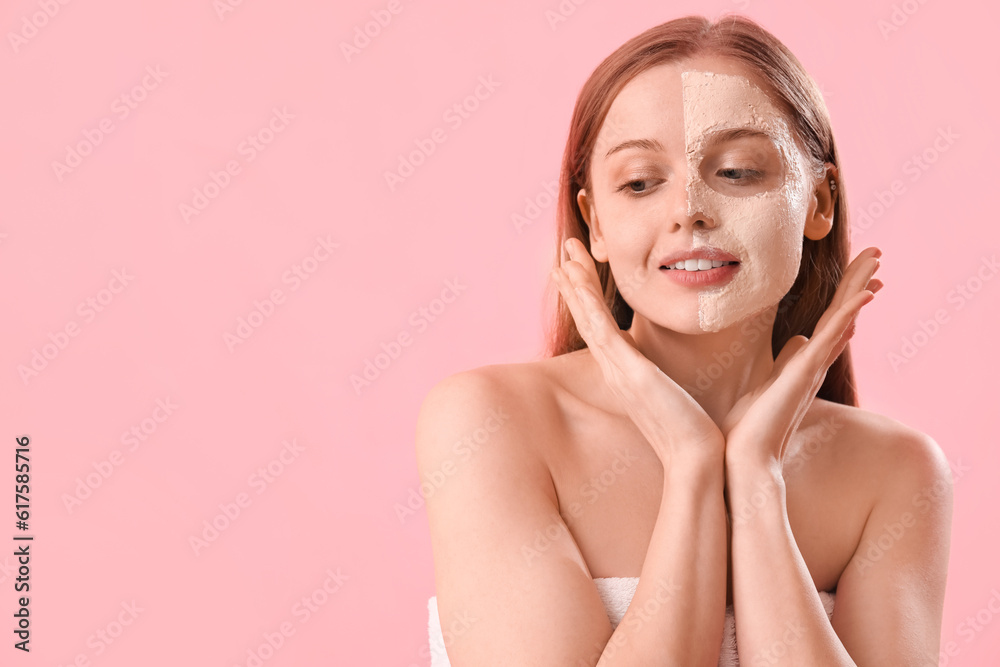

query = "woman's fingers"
[772,335,808,376]
[552,240,639,372]
[843,247,881,293]
[560,239,608,303]
[809,288,874,371]
[812,248,881,344]
[817,248,878,316]
[569,274,616,347]
[555,240,606,337]
[770,251,880,397]
[564,237,600,279]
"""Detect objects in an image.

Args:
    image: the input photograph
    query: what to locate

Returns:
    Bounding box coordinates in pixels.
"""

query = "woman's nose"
[669,181,717,232]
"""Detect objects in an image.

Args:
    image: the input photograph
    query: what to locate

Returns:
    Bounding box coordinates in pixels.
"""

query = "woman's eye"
[617,179,653,195]
[718,168,763,182]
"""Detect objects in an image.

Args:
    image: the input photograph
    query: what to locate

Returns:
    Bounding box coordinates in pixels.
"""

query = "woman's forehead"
[596,60,791,157]
[682,70,789,143]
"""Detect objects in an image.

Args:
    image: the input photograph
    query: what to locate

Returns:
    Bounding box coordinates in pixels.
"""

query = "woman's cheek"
[680,69,812,332]
[693,192,804,332]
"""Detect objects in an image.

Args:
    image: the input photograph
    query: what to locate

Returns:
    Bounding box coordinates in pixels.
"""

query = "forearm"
[726,461,855,666]
[596,456,728,667]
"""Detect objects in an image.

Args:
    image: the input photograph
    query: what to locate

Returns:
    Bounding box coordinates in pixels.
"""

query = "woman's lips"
[659,262,740,286]
[657,247,740,267]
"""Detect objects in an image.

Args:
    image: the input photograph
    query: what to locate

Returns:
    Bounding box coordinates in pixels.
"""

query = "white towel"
[427,577,836,666]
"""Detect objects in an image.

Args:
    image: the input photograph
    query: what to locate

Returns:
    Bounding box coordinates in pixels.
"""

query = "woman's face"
[580,55,829,334]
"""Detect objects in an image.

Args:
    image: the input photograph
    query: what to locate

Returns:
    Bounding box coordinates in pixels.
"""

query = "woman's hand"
[552,237,725,467]
[720,247,884,470]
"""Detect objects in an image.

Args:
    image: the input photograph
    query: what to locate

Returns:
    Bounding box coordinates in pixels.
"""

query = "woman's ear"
[803,163,838,241]
[577,189,609,262]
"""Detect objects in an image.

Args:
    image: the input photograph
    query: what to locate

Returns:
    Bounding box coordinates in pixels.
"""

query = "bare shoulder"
[415,360,559,459]
[803,398,954,496]
[819,401,955,661]
[415,353,587,472]
[415,356,617,664]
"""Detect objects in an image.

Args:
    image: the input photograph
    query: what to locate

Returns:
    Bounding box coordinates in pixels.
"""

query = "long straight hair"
[544,14,859,407]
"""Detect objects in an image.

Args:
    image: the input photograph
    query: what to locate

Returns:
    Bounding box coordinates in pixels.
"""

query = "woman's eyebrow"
[604,128,772,160]
[704,127,773,144]
[604,137,665,159]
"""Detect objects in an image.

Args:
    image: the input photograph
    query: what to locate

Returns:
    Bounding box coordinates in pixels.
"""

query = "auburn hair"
[543,14,859,407]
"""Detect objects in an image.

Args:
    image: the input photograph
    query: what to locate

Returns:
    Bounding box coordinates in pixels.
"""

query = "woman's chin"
[632,312,705,336]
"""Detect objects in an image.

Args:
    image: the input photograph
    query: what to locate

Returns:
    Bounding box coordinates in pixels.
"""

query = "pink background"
[2,0,997,664]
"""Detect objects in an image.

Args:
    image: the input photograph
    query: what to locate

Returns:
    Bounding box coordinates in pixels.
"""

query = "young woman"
[418,14,952,667]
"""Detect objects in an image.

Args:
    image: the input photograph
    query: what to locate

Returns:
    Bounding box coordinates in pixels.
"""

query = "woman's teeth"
[664,259,738,271]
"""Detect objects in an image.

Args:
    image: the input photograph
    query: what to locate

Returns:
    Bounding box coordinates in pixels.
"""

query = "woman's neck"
[626,312,776,426]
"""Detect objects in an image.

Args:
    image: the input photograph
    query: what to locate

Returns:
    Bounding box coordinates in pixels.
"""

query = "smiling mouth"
[661,259,740,272]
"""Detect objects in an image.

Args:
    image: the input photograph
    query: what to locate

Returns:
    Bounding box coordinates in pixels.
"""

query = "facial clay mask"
[682,70,812,331]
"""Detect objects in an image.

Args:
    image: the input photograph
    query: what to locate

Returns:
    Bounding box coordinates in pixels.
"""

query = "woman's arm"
[726,429,952,666]
[419,369,613,666]
[726,453,852,665]
[831,429,953,663]
[710,247,890,664]
[418,369,728,666]
[593,451,728,667]
[549,237,732,664]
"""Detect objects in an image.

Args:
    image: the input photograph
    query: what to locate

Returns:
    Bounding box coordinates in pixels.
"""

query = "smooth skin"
[417,55,953,666]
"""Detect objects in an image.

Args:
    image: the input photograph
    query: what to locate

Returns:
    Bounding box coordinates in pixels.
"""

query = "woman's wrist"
[723,438,780,474]
[724,450,786,507]
[662,446,726,490]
